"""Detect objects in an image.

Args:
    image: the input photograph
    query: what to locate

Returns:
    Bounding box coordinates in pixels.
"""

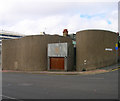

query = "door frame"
[48,56,67,71]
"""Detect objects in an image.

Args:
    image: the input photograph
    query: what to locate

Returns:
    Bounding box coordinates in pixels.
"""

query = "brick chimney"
[63,29,68,36]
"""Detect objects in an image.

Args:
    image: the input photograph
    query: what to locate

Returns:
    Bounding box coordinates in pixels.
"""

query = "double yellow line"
[111,66,120,71]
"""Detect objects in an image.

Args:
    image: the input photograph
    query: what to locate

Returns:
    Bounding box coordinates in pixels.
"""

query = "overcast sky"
[0,0,119,35]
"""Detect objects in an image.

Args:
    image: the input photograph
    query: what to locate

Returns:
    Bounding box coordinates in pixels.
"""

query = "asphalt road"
[2,70,119,99]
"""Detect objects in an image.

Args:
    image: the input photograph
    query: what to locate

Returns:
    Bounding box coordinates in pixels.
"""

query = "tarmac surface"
[2,68,119,99]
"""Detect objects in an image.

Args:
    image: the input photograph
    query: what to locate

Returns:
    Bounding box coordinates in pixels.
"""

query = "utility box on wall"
[48,43,74,71]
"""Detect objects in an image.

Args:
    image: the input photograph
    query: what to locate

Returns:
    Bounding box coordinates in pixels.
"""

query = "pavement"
[1,63,120,75]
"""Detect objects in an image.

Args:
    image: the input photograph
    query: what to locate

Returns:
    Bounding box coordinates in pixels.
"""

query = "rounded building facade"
[76,30,118,71]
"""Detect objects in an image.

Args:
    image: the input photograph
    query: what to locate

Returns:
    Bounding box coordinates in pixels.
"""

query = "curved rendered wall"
[76,30,118,71]
[2,35,74,71]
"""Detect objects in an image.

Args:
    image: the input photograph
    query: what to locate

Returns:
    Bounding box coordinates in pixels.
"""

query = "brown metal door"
[50,57,64,70]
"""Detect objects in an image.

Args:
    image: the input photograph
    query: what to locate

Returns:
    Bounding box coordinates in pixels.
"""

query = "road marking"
[88,78,104,80]
[18,83,32,86]
[1,95,24,101]
[112,68,120,72]
[2,95,16,99]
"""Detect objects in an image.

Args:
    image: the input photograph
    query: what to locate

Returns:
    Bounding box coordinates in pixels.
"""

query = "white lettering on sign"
[105,48,112,51]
